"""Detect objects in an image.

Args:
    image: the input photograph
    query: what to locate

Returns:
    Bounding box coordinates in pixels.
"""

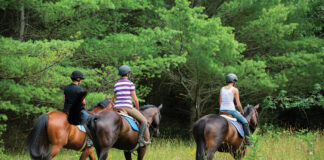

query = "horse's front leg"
[137,147,147,160]
[231,147,246,160]
[79,147,94,160]
[124,151,132,160]
[98,147,109,160]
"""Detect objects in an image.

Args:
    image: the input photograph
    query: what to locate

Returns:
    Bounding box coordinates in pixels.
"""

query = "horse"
[26,94,113,160]
[87,104,163,160]
[140,104,163,137]
[192,104,260,160]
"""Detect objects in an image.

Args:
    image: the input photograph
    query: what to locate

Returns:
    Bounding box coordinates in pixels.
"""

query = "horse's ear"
[254,104,260,110]
[158,104,163,110]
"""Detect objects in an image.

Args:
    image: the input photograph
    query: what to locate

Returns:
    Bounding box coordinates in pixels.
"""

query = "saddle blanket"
[221,115,244,137]
[77,125,86,133]
[120,114,139,132]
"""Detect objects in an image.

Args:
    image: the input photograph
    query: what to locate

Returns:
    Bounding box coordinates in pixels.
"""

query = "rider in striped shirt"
[113,65,151,147]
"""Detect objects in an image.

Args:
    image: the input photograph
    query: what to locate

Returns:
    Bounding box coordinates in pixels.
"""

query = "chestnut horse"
[87,104,163,160]
[192,104,260,160]
[26,97,113,160]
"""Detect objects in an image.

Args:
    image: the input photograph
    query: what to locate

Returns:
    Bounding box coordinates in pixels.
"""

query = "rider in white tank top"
[220,87,235,111]
[219,73,252,145]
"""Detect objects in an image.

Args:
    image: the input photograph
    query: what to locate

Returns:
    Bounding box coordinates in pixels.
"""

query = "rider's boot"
[138,123,151,147]
[243,123,252,146]
[85,133,93,147]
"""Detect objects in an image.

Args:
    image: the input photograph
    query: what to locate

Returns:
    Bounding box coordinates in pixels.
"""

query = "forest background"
[0,0,323,155]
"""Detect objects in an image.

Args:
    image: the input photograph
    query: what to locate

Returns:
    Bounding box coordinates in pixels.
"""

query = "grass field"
[3,129,324,160]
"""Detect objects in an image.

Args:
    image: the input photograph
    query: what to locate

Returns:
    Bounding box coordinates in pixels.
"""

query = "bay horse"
[87,104,163,160]
[192,104,260,160]
[26,95,113,160]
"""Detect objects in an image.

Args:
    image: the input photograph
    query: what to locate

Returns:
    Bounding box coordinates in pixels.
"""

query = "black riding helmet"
[226,73,238,83]
[119,65,131,76]
[70,70,84,81]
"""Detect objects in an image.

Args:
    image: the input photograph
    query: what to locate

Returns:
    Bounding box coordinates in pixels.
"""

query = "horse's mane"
[139,104,156,111]
[88,98,111,111]
[243,105,254,117]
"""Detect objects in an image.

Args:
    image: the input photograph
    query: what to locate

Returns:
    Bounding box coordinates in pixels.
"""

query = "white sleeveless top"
[220,87,235,111]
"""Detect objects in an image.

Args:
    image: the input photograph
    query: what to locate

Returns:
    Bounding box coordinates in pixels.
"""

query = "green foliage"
[264,84,324,109]
[0,0,323,151]
[269,51,324,94]
[155,0,276,121]
[246,129,264,160]
[241,4,298,51]
[0,37,82,115]
[296,129,319,160]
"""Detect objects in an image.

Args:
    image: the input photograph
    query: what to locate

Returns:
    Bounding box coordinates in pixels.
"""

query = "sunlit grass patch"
[4,130,324,160]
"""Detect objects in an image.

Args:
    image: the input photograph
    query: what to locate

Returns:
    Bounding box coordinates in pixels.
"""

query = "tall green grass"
[4,129,324,160]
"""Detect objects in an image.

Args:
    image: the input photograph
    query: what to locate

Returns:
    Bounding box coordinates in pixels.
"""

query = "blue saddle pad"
[77,125,86,133]
[229,120,245,137]
[121,115,139,132]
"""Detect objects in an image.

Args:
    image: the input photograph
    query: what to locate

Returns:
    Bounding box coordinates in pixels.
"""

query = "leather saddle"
[220,112,234,118]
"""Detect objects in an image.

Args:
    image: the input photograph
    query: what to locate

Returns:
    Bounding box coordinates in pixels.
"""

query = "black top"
[63,83,83,112]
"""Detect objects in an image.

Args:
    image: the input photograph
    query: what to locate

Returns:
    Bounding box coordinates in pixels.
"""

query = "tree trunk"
[19,3,25,41]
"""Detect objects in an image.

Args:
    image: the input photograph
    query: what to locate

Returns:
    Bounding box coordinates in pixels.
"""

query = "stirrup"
[139,140,151,147]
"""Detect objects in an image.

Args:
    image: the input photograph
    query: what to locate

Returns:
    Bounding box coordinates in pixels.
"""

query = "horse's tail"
[26,114,50,160]
[193,119,207,160]
[87,114,97,139]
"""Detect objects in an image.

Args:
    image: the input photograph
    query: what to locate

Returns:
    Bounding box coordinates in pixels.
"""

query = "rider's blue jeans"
[80,109,90,124]
[220,110,251,136]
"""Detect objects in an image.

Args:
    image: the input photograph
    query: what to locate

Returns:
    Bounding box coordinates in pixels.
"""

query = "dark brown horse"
[192,104,260,160]
[26,96,113,160]
[87,104,163,160]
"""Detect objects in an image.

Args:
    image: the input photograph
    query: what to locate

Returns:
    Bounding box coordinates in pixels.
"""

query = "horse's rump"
[47,111,86,150]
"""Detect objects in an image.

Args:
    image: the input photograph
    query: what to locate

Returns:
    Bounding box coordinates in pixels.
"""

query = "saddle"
[114,108,140,132]
[220,112,237,121]
[220,113,244,137]
[220,112,233,118]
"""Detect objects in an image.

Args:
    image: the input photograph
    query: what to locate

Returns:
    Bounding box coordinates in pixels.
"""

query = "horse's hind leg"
[124,151,132,160]
[206,134,224,160]
[206,147,218,160]
[89,147,96,160]
[49,144,63,159]
[137,147,147,160]
[79,147,94,160]
[98,148,109,160]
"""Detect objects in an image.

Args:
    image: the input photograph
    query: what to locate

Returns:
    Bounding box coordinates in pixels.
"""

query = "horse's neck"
[244,114,252,125]
[141,109,157,125]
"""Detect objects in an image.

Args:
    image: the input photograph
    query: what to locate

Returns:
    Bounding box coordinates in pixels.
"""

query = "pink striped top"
[114,78,135,108]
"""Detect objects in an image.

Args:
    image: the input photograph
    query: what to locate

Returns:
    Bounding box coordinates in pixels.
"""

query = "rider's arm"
[63,94,65,103]
[234,88,244,115]
[131,91,139,110]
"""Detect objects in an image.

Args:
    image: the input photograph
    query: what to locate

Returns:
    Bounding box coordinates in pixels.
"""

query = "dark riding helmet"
[226,73,238,83]
[70,70,84,80]
[118,65,131,76]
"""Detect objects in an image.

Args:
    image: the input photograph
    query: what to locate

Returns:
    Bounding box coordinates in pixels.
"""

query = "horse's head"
[243,104,260,134]
[140,104,163,137]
